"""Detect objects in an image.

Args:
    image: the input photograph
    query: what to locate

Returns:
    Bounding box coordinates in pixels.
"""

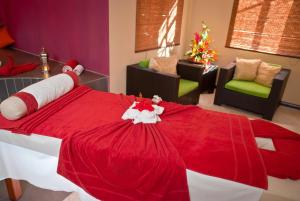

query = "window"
[226,0,300,58]
[135,0,184,52]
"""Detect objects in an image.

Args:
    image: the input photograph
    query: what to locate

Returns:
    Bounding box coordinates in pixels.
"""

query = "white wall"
[184,0,300,105]
[109,0,191,94]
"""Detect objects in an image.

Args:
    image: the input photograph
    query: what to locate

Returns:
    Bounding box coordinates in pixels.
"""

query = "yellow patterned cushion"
[234,58,261,81]
[255,62,281,87]
[149,56,177,75]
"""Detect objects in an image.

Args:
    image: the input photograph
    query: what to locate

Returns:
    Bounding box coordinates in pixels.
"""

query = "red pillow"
[0,27,15,48]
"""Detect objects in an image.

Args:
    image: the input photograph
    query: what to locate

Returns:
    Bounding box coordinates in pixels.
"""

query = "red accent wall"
[0,0,109,75]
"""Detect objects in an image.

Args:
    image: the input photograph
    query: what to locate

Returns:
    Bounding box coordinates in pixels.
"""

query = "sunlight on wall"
[157,0,178,57]
[231,0,294,54]
[273,0,293,52]
[251,0,293,52]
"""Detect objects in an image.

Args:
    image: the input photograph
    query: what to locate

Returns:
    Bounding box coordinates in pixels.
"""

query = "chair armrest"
[269,68,290,102]
[216,62,236,89]
[274,68,290,81]
[126,64,180,101]
[176,61,204,82]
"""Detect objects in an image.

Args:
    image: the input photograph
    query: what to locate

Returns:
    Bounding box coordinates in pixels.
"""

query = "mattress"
[0,129,263,201]
[0,129,60,156]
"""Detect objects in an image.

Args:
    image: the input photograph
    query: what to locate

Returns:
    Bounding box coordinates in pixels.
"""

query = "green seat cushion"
[178,79,199,97]
[225,80,271,99]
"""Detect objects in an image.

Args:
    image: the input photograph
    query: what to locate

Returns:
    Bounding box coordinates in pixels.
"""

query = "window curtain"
[226,0,300,58]
[135,0,184,52]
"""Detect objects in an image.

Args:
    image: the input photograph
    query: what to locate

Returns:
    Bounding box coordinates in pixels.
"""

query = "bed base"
[5,179,22,201]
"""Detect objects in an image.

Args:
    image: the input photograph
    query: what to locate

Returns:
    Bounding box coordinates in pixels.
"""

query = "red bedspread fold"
[157,107,268,189]
[0,86,268,201]
[58,121,189,201]
[251,120,300,180]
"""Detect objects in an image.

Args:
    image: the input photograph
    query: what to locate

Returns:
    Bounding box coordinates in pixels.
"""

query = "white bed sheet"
[0,129,263,201]
[0,129,60,156]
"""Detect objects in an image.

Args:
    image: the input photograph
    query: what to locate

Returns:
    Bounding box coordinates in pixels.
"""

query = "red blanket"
[251,120,300,180]
[0,86,267,201]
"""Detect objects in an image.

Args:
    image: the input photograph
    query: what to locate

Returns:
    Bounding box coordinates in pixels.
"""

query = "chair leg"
[207,86,215,94]
[263,112,274,121]
[213,89,223,106]
[5,179,22,201]
[263,105,279,121]
[213,95,222,105]
[213,100,222,106]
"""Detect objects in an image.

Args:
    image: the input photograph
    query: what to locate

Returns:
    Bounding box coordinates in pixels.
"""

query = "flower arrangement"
[185,23,217,65]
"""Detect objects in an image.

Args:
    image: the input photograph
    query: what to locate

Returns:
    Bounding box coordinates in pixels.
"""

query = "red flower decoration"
[194,32,201,44]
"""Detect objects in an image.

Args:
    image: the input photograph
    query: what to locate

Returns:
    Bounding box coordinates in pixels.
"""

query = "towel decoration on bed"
[0,56,37,76]
[122,96,164,124]
[152,95,162,104]
[62,59,85,76]
[0,71,79,120]
[62,59,78,72]
[255,137,276,151]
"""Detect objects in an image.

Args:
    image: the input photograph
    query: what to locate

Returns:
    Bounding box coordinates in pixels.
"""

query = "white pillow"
[255,62,282,87]
[149,55,178,75]
[234,58,261,81]
[0,96,27,120]
[0,72,79,120]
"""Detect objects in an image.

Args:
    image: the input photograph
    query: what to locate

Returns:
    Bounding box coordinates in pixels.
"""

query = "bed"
[0,129,263,201]
[1,131,300,201]
[0,76,297,201]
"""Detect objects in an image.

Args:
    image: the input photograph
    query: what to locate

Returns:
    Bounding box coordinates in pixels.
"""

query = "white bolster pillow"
[0,71,79,120]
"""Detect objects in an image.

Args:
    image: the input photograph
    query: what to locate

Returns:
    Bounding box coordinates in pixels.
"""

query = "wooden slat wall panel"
[226,0,300,58]
[97,78,109,92]
[0,78,43,102]
[6,79,17,95]
[83,77,109,92]
[31,79,40,85]
[15,79,24,91]
[135,0,184,52]
[22,79,32,88]
[0,80,8,102]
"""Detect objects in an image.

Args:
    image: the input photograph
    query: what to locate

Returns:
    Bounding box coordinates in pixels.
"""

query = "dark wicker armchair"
[214,62,290,120]
[126,61,204,105]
